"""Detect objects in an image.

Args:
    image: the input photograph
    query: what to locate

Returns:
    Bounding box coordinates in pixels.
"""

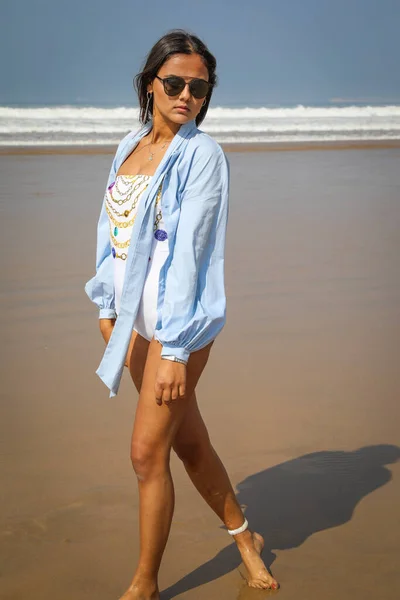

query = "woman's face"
[147,53,209,125]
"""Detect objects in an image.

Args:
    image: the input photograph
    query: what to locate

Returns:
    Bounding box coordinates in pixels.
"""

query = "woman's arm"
[84,156,118,320]
[154,141,230,370]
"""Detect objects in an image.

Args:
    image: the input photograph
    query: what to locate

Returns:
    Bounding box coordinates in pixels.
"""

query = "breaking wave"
[1,104,399,146]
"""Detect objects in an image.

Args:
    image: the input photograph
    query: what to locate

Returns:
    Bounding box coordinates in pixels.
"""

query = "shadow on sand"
[160,444,400,599]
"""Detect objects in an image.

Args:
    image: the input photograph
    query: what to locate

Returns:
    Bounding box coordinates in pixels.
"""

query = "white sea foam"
[1,105,399,146]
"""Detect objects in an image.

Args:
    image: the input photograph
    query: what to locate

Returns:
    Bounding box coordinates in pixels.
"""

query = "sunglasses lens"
[190,79,209,99]
[161,76,210,99]
[163,77,185,96]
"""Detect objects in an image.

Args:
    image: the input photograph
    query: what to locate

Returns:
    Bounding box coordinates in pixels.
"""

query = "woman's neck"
[149,114,181,144]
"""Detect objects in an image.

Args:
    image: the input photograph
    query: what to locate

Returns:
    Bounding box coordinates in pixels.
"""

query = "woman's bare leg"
[173,396,279,590]
[121,337,213,600]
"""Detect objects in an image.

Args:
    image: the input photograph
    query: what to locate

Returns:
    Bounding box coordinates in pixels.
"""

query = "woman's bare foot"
[234,529,279,590]
[118,580,159,600]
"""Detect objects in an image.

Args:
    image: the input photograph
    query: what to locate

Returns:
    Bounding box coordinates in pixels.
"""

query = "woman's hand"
[99,318,115,344]
[155,360,187,406]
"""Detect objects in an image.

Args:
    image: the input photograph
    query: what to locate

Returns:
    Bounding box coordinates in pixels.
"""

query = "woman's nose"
[179,83,192,101]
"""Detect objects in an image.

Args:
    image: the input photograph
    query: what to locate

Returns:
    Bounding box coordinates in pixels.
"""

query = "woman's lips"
[175,106,190,112]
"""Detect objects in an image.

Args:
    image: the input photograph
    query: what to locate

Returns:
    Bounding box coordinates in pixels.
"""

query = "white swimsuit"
[106,174,169,340]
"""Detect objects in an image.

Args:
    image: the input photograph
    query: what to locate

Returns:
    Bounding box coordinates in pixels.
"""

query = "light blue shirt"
[85,117,230,397]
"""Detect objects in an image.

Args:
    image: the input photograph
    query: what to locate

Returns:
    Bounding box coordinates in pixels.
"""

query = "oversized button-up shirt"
[85,117,230,396]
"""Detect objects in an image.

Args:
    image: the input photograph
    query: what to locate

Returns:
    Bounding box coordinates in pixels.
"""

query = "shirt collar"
[116,118,197,176]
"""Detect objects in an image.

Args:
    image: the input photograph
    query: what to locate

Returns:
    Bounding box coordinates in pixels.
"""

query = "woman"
[85,29,279,599]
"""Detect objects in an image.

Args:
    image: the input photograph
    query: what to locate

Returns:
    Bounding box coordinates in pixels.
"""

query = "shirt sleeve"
[84,156,118,320]
[154,143,230,361]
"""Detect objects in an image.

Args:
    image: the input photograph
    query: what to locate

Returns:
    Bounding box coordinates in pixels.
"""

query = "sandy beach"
[1,139,400,156]
[1,146,399,599]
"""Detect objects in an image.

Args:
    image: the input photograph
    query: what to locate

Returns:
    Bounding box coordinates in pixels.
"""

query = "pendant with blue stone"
[112,247,116,258]
[155,229,168,241]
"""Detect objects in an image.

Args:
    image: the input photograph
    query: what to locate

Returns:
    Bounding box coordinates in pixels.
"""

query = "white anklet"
[227,518,249,536]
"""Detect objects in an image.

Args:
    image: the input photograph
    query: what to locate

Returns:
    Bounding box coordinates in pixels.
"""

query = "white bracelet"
[227,518,249,536]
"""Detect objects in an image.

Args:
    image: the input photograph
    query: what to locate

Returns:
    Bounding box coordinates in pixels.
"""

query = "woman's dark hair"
[134,29,218,127]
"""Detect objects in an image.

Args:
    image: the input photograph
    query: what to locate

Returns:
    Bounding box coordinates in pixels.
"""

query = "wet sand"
[1,138,400,156]
[1,147,400,599]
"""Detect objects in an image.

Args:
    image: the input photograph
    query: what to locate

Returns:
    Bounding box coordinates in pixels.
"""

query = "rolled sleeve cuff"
[160,344,191,363]
[99,308,117,319]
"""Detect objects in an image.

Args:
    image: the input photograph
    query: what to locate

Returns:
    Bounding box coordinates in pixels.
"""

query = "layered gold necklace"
[108,176,163,259]
[108,176,149,207]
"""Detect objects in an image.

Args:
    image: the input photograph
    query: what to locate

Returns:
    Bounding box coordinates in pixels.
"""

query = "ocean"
[1,104,400,146]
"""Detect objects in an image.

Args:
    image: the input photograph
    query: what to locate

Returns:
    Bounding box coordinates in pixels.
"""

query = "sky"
[1,0,399,107]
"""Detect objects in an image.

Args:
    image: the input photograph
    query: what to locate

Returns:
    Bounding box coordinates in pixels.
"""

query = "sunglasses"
[155,75,210,99]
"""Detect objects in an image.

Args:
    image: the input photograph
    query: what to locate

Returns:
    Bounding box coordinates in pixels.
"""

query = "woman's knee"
[130,440,169,481]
